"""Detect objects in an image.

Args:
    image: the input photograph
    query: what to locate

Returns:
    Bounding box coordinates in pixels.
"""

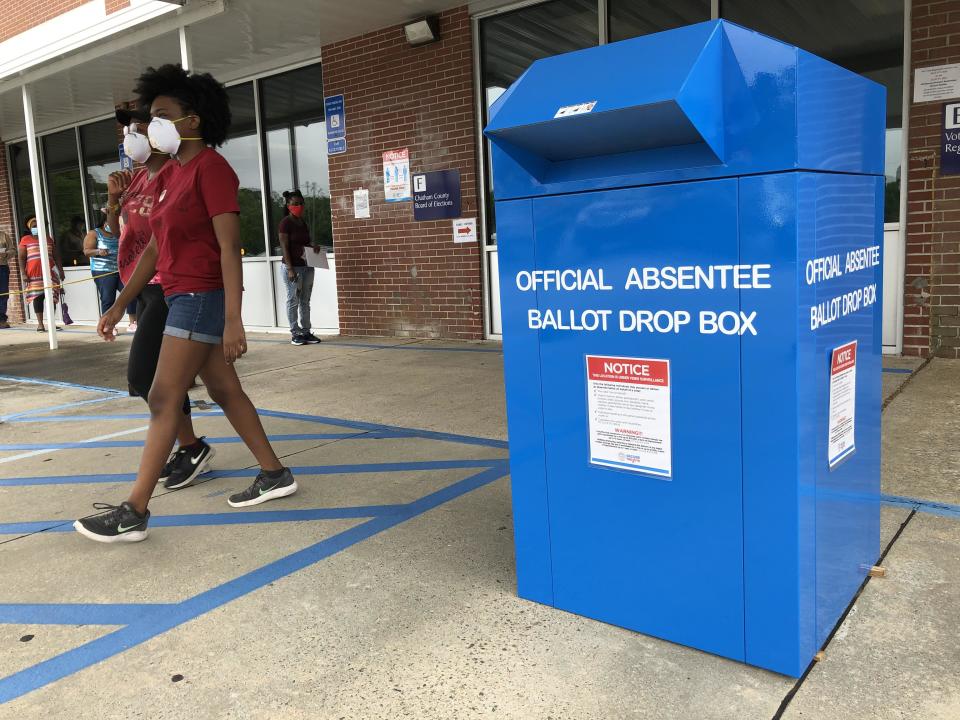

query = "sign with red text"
[828,340,857,469]
[586,355,672,478]
[383,148,411,202]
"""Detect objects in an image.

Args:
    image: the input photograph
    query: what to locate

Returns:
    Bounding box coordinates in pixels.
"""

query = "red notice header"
[831,341,857,375]
[382,148,408,163]
[587,356,669,386]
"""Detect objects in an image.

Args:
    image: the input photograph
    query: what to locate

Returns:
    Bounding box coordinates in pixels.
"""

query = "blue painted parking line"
[0,459,504,488]
[0,603,172,626]
[0,395,124,423]
[0,373,507,449]
[881,493,960,519]
[0,430,409,451]
[0,504,408,536]
[882,367,914,374]
[0,375,126,396]
[256,408,509,449]
[0,463,509,704]
[0,385,511,703]
[7,411,225,424]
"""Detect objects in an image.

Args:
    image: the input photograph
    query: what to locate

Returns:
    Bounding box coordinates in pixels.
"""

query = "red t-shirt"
[149,148,240,295]
[118,163,175,285]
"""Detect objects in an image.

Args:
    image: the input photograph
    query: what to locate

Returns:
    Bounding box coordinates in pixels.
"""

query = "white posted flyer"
[828,340,857,469]
[586,355,672,478]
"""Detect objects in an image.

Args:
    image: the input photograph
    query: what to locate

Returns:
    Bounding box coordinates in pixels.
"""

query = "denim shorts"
[164,289,225,345]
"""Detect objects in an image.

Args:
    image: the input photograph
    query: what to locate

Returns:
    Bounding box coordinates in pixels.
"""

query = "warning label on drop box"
[586,355,672,478]
[828,341,857,469]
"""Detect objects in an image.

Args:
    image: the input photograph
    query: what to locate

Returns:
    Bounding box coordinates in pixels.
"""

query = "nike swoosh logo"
[190,451,205,464]
[117,523,142,533]
[259,484,280,495]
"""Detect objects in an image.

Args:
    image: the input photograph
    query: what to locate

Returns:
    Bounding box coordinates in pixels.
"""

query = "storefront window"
[8,141,37,238]
[480,0,599,243]
[220,82,266,257]
[42,129,87,267]
[721,0,904,222]
[80,118,122,235]
[608,0,710,42]
[260,63,332,254]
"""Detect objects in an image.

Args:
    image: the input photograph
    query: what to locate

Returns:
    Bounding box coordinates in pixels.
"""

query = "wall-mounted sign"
[325,94,347,156]
[914,63,960,103]
[383,148,411,202]
[452,217,476,243]
[413,170,461,220]
[353,188,370,219]
[943,102,960,175]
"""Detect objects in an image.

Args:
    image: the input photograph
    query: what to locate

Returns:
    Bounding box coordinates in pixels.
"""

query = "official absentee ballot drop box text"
[485,20,885,677]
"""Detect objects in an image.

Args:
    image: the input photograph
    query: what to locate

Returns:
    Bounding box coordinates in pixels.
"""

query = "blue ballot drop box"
[484,20,884,677]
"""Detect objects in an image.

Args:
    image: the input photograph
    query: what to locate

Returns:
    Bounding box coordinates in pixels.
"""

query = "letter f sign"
[947,102,960,130]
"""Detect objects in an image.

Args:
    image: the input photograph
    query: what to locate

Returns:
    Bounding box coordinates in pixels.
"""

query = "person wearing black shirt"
[278,190,321,345]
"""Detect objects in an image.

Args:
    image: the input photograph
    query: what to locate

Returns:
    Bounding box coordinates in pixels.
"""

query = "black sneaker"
[228,468,298,508]
[74,502,150,544]
[301,332,322,344]
[163,439,215,490]
[291,334,307,346]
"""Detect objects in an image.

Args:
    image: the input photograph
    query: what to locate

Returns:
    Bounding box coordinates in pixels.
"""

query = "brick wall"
[321,6,483,340]
[1,1,129,44]
[0,0,88,44]
[0,140,25,323]
[906,0,960,357]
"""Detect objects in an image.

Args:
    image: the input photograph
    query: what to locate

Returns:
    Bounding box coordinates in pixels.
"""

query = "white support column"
[21,84,58,350]
[179,25,192,71]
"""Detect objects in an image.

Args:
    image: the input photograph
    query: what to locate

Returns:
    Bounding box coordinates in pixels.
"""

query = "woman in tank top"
[84,219,137,331]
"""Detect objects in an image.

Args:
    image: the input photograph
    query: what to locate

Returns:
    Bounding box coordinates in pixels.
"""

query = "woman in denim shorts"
[75,65,297,544]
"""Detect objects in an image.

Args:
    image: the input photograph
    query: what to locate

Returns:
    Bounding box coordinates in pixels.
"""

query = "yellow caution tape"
[0,269,119,298]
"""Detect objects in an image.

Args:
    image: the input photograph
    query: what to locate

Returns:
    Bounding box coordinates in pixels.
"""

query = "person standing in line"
[75,64,296,544]
[83,218,138,331]
[17,215,64,333]
[0,229,11,329]
[61,215,87,267]
[99,107,214,491]
[278,189,322,346]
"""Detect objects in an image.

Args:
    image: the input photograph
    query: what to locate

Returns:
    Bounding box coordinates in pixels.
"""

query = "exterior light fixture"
[404,16,440,46]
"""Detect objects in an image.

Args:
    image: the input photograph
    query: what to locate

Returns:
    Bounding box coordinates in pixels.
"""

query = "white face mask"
[147,115,200,155]
[123,125,152,163]
[147,117,183,155]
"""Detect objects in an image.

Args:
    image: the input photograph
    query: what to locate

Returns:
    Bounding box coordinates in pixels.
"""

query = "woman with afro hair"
[76,64,297,543]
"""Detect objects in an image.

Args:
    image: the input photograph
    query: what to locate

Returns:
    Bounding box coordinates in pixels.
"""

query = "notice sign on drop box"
[586,355,672,478]
[828,341,857,469]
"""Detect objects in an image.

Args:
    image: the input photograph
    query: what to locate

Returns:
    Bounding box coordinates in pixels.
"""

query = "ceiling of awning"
[0,0,464,141]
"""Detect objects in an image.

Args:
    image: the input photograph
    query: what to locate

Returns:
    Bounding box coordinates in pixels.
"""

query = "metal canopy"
[0,0,463,141]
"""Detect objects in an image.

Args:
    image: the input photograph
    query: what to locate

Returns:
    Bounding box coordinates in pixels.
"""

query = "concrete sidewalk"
[0,328,957,719]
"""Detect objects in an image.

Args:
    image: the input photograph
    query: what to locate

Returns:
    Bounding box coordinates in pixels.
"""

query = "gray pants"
[282,265,314,335]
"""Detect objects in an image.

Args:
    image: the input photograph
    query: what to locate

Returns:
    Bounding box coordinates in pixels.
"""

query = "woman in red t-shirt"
[76,65,297,544]
[100,107,212,492]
